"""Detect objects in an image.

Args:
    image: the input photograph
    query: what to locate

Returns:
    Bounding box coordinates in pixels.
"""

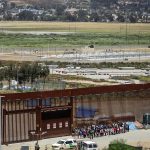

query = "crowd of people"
[72,122,129,139]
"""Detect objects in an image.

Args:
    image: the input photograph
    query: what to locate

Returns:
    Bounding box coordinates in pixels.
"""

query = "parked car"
[52,138,77,150]
[79,141,98,150]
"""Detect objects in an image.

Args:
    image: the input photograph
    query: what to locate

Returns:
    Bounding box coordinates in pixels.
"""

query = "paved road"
[2,129,150,150]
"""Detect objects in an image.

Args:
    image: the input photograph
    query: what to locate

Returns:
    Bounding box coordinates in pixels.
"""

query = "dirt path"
[2,129,150,150]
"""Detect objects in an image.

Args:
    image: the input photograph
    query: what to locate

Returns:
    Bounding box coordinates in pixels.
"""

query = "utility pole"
[17,69,18,90]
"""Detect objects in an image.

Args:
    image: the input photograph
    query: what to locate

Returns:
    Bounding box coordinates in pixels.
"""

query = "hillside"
[7,0,64,6]
[0,0,149,22]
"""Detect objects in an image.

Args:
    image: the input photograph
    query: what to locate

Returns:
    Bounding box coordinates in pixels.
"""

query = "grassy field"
[0,21,149,48]
[0,21,150,33]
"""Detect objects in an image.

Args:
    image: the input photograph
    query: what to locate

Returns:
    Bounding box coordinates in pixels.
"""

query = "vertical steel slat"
[15,101,18,142]
[88,95,92,118]
[109,93,113,119]
[2,102,5,144]
[11,101,14,142]
[31,99,34,131]
[2,110,4,144]
[72,96,75,126]
[96,95,102,115]
[2,106,5,144]
[80,96,84,125]
[7,101,10,143]
[39,99,42,140]
[19,100,22,141]
[120,92,124,115]
[27,99,30,136]
[23,100,26,140]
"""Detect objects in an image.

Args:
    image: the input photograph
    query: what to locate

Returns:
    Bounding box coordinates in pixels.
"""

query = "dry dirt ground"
[0,46,150,62]
[2,129,150,150]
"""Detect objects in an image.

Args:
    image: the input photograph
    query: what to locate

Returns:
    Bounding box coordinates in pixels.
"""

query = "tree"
[10,2,16,9]
[90,13,99,22]
[4,63,15,89]
[28,63,41,88]
[17,62,30,88]
[55,4,66,16]
[4,12,12,20]
[129,14,137,23]
[65,12,77,22]
[0,0,7,14]
[117,14,125,22]
[109,139,139,150]
[77,10,89,22]
[106,14,114,22]
[40,65,49,90]
[0,67,5,89]
[18,10,35,20]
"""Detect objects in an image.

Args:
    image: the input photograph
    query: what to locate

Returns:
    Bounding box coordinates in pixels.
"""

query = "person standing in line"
[35,141,40,150]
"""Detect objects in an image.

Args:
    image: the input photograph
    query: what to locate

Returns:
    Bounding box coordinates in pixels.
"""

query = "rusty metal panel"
[2,98,37,143]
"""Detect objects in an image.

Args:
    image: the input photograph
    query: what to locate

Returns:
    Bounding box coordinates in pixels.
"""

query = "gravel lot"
[2,129,150,150]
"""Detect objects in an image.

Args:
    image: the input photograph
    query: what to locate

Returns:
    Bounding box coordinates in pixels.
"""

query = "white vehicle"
[81,141,98,150]
[52,138,77,150]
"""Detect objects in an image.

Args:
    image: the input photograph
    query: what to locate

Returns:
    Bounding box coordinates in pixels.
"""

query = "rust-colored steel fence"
[1,83,150,144]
